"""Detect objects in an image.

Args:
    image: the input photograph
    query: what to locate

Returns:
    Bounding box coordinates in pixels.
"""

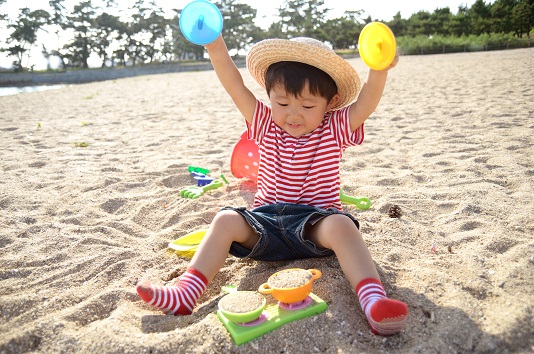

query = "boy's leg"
[136,210,258,315]
[136,267,208,315]
[306,214,408,335]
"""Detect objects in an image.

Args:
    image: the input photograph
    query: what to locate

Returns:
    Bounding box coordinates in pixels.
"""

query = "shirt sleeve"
[247,99,272,144]
[328,105,365,149]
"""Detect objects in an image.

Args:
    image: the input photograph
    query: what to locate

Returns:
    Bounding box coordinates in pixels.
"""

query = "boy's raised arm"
[348,54,399,131]
[205,35,257,124]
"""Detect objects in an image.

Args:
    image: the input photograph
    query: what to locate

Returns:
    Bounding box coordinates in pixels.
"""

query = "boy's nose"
[287,108,299,120]
[286,116,300,125]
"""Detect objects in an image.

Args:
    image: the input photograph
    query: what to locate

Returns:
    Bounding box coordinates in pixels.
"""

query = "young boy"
[137,35,408,336]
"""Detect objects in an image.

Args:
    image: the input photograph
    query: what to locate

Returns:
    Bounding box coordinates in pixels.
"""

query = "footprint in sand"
[28,161,47,168]
[100,198,127,214]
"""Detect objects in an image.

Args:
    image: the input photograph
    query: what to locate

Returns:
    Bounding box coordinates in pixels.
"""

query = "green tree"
[406,11,433,36]
[116,0,170,65]
[43,0,68,68]
[63,1,97,68]
[93,12,124,67]
[320,11,363,49]
[431,7,453,35]
[511,0,534,37]
[469,0,492,34]
[132,1,170,63]
[172,31,205,61]
[0,0,7,20]
[277,0,330,38]
[2,7,50,71]
[123,26,146,66]
[147,11,170,62]
[265,21,288,39]
[490,0,515,34]
[171,8,205,61]
[118,7,147,65]
[387,12,407,37]
[216,0,260,55]
[449,5,471,36]
[48,0,66,29]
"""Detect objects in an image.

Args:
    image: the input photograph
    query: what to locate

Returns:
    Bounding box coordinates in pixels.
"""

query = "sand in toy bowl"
[219,292,264,313]
[269,269,312,289]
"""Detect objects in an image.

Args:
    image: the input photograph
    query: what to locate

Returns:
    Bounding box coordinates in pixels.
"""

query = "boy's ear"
[327,94,341,111]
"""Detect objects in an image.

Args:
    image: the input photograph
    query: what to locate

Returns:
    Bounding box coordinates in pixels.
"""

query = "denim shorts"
[221,203,360,262]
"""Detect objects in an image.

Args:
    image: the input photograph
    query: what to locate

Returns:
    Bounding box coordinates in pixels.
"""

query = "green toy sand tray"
[217,292,327,345]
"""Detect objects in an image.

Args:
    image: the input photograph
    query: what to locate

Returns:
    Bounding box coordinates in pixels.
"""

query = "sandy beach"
[1,48,533,353]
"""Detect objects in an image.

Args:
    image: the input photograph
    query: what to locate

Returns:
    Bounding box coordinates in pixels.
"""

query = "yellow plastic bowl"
[358,22,396,71]
[168,229,207,251]
[258,268,321,304]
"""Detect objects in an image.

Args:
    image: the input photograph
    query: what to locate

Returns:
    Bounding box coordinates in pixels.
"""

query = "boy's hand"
[204,34,224,51]
[380,52,399,71]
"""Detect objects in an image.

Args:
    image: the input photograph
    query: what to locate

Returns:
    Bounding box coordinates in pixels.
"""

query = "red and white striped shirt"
[248,100,364,211]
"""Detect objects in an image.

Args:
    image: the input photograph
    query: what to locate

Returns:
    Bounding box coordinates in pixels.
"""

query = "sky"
[0,0,478,70]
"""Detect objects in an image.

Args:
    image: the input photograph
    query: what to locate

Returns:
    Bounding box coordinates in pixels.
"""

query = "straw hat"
[246,37,360,110]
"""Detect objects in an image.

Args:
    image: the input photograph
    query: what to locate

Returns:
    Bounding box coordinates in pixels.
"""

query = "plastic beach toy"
[230,131,259,183]
[192,173,215,186]
[258,269,322,304]
[358,22,396,71]
[339,189,372,210]
[218,289,267,324]
[188,166,210,175]
[179,0,223,45]
[168,229,207,252]
[217,292,327,345]
[180,179,223,199]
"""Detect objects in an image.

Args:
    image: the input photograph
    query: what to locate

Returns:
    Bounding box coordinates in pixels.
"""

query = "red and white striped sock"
[136,267,208,315]
[356,278,408,336]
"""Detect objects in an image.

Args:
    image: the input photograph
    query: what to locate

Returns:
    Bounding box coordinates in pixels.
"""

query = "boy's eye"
[303,106,315,109]
[277,103,288,107]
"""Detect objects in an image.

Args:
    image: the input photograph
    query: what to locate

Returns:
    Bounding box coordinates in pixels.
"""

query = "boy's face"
[268,83,339,138]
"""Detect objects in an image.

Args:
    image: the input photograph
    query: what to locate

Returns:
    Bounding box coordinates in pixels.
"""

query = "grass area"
[397,34,531,55]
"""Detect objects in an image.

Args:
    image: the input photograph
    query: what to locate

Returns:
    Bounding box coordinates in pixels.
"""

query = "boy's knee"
[212,210,253,234]
[212,210,257,245]
[322,214,358,232]
[309,213,359,249]
[212,210,243,226]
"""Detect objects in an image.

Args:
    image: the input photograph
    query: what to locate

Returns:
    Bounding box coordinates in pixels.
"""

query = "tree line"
[0,0,532,72]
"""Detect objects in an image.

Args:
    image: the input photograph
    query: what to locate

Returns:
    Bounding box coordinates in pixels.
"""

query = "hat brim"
[246,39,360,110]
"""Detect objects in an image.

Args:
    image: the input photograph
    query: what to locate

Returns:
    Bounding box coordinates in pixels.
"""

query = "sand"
[1,48,533,353]
[267,269,313,289]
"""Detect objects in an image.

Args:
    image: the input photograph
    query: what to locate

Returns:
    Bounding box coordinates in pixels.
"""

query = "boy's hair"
[265,61,338,102]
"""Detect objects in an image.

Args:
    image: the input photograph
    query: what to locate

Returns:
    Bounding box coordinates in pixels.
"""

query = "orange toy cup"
[258,269,322,304]
[230,131,260,183]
